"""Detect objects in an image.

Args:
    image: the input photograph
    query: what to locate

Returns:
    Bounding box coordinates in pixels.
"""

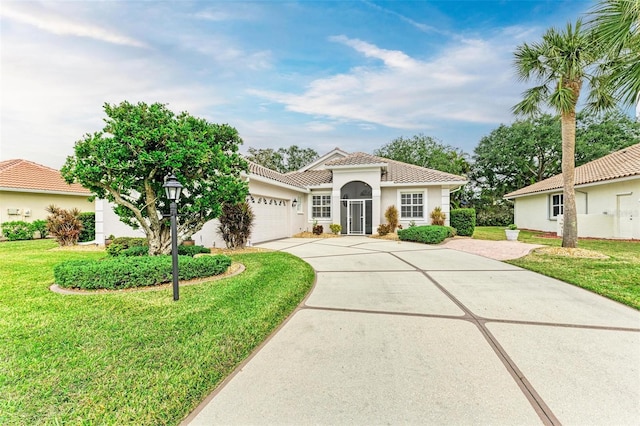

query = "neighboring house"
[0,159,94,228]
[97,148,467,246]
[504,143,640,239]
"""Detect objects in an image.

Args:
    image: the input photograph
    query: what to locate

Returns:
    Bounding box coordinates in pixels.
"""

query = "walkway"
[184,237,640,425]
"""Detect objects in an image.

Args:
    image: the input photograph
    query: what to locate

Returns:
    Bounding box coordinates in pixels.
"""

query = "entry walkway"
[184,237,640,425]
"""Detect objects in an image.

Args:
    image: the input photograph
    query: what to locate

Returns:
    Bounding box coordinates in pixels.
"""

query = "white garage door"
[250,195,290,243]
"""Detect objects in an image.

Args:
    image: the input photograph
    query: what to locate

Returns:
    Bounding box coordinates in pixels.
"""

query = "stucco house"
[96,148,467,246]
[504,143,640,239]
[0,159,94,228]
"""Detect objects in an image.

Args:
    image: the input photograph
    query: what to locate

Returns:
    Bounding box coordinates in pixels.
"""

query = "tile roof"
[505,143,640,198]
[247,161,306,188]
[0,159,91,195]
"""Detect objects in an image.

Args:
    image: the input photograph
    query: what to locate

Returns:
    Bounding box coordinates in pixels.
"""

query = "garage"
[249,194,290,243]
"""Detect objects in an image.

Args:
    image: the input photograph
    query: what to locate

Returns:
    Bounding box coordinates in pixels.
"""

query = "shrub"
[397,225,450,244]
[329,224,342,235]
[106,237,148,257]
[54,254,232,290]
[430,206,446,226]
[377,223,391,236]
[384,205,399,233]
[475,204,513,227]
[178,245,211,257]
[312,224,324,235]
[450,208,476,237]
[78,212,96,242]
[46,205,83,246]
[218,201,254,249]
[31,220,48,238]
[118,244,210,257]
[1,221,34,241]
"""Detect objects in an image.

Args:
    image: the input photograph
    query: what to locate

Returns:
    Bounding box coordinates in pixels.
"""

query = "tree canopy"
[62,101,248,255]
[246,145,319,173]
[373,134,470,176]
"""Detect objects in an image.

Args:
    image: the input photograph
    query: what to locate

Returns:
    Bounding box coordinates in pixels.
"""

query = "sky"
[0,0,597,169]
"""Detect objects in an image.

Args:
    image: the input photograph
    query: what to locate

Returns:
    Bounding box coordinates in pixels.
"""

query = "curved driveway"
[185,237,640,425]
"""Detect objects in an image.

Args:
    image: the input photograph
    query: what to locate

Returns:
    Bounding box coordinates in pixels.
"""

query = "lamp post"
[163,174,183,301]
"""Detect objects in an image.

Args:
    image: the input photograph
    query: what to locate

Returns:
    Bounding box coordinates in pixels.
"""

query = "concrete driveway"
[184,237,640,425]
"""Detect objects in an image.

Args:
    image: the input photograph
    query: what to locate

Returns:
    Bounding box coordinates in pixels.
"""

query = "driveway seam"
[389,252,561,426]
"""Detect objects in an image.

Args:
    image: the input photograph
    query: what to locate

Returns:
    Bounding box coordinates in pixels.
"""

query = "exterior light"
[292,198,298,207]
[163,174,183,301]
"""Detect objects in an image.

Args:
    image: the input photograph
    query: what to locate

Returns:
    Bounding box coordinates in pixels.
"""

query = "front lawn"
[0,239,315,425]
[473,226,640,310]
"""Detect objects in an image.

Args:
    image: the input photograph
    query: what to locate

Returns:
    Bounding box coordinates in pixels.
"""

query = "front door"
[618,194,634,238]
[348,200,364,235]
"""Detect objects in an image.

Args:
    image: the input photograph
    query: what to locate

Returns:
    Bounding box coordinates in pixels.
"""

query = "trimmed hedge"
[78,212,96,242]
[1,221,35,241]
[450,208,476,237]
[106,237,148,256]
[54,254,232,290]
[118,244,210,257]
[397,225,451,244]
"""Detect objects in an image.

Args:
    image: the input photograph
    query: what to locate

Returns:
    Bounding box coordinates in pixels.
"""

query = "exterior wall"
[96,180,307,246]
[0,190,94,224]
[380,185,449,228]
[330,169,381,232]
[513,178,640,239]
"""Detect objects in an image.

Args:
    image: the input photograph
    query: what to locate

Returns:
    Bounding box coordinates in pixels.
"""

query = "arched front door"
[340,181,373,235]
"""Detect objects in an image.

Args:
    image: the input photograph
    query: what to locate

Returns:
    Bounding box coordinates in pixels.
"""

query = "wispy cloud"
[0,2,148,48]
[361,0,449,36]
[250,33,521,130]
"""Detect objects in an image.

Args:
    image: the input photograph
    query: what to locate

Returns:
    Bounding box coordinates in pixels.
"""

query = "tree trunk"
[560,110,578,248]
[147,226,172,255]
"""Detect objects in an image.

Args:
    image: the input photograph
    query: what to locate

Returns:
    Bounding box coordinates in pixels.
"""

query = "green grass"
[472,226,640,310]
[0,239,315,425]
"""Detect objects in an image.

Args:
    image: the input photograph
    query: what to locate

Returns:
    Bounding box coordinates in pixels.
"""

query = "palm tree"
[513,20,601,248]
[588,0,640,108]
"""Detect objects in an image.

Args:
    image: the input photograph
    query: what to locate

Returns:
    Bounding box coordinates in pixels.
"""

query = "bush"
[106,237,148,257]
[46,205,83,246]
[397,225,450,244]
[78,212,96,242]
[450,208,476,237]
[377,223,391,236]
[475,204,513,227]
[430,206,446,226]
[31,220,48,238]
[329,224,342,235]
[1,221,34,241]
[384,205,399,233]
[312,224,323,235]
[54,254,232,290]
[119,244,210,257]
[178,245,211,257]
[218,201,254,249]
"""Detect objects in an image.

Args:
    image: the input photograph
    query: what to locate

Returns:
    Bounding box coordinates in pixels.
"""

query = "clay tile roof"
[287,169,333,186]
[247,161,305,188]
[505,143,640,198]
[326,152,466,183]
[0,159,91,195]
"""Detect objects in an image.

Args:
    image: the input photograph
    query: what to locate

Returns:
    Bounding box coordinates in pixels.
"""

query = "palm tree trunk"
[561,110,578,248]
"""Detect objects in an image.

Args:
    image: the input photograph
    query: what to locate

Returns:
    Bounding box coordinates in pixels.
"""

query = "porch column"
[441,187,451,227]
[332,189,341,228]
[372,188,381,232]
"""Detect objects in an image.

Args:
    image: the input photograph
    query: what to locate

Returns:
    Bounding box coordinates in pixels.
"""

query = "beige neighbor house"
[0,159,94,232]
[504,143,640,240]
[96,148,467,247]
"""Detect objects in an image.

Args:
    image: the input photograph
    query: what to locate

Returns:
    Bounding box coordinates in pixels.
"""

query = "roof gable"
[0,159,91,195]
[295,147,349,172]
[505,143,640,198]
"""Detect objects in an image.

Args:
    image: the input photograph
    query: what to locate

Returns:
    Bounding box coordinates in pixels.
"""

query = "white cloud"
[250,33,522,130]
[0,2,148,48]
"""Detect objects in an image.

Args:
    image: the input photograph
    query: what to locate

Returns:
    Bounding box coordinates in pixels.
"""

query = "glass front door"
[348,200,365,235]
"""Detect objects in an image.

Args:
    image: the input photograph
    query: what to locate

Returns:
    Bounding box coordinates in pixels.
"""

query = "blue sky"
[1,1,593,169]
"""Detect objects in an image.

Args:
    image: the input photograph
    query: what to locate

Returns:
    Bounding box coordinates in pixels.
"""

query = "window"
[550,194,563,218]
[312,195,331,218]
[400,192,423,218]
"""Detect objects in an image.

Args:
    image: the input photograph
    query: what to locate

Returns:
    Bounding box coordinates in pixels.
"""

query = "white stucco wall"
[513,177,639,239]
[1,190,94,224]
[379,185,451,228]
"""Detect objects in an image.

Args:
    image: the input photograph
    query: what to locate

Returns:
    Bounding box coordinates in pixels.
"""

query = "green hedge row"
[119,245,211,257]
[54,255,232,290]
[450,208,476,237]
[1,220,48,241]
[397,225,454,244]
[78,212,95,242]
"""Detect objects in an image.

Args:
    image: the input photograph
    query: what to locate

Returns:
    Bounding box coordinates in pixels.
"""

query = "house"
[96,148,467,246]
[504,143,640,239]
[0,159,94,227]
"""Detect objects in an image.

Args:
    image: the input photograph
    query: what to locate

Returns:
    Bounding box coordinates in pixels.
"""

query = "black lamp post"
[163,174,183,301]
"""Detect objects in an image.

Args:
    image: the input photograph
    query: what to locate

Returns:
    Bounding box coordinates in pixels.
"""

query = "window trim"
[311,193,331,219]
[399,190,425,220]
[549,193,564,219]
